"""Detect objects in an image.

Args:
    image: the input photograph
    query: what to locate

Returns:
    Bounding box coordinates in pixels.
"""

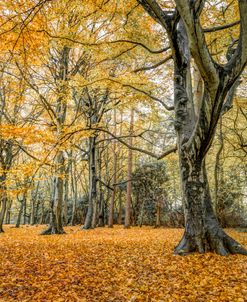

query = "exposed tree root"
[174,227,247,256]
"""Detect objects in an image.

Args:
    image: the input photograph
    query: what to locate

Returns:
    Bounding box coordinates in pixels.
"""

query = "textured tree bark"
[175,157,247,255]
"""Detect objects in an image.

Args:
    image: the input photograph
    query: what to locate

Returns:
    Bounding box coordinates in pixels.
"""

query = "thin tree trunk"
[124,108,134,229]
[155,197,161,228]
[108,109,117,228]
[117,190,123,225]
[39,201,45,224]
[16,196,25,228]
[35,198,41,225]
[0,197,7,232]
[23,196,27,225]
[0,174,7,232]
[71,153,78,226]
[83,137,97,229]
[5,200,12,224]
[214,118,224,224]
[97,146,104,227]
[63,153,71,226]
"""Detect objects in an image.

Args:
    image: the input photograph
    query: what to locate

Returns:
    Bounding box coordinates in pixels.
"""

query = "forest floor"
[0,226,246,302]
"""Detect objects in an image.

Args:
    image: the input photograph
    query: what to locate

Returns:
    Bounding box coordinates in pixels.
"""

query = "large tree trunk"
[83,137,97,230]
[41,151,65,235]
[175,155,247,255]
[41,46,69,234]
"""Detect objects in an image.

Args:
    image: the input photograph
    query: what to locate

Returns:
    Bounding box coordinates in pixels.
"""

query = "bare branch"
[203,20,240,33]
[134,54,172,72]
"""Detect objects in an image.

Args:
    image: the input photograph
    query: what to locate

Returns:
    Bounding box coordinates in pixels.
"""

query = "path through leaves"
[0,226,246,301]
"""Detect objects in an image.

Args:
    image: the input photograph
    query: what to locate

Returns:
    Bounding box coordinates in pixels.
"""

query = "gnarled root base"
[174,228,247,256]
[0,228,4,233]
[40,226,65,235]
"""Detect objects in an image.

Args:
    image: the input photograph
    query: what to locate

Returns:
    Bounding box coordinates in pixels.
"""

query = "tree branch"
[203,20,240,33]
[175,0,219,88]
[134,54,172,72]
[224,0,247,81]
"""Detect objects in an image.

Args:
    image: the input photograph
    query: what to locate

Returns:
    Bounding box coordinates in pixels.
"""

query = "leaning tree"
[137,0,247,255]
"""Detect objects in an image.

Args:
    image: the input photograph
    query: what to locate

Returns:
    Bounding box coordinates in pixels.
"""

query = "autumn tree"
[137,0,247,255]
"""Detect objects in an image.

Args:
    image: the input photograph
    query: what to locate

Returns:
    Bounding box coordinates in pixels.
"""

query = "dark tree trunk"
[35,199,41,225]
[23,196,27,225]
[175,158,247,255]
[0,196,7,232]
[30,198,36,225]
[98,191,105,227]
[5,200,12,224]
